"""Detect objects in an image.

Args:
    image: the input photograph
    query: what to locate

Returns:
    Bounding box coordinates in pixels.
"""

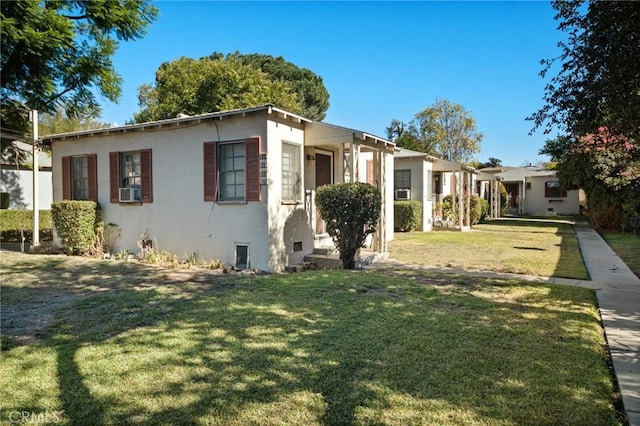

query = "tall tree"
[133,55,305,123]
[222,52,330,121]
[528,1,640,140]
[387,99,483,162]
[531,1,640,228]
[40,107,109,137]
[0,0,158,148]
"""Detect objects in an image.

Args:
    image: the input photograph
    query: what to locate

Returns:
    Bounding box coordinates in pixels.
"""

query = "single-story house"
[491,166,583,215]
[393,148,501,231]
[0,141,53,210]
[41,105,395,272]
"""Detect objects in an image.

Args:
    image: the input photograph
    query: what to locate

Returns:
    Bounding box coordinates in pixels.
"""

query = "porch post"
[466,171,471,228]
[350,139,359,182]
[458,169,464,229]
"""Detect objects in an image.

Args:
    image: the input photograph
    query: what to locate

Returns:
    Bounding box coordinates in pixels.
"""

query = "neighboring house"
[491,166,582,215]
[41,105,395,272]
[393,148,501,231]
[0,141,53,210]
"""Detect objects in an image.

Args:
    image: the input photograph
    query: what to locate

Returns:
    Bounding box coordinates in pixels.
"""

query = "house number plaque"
[260,153,267,185]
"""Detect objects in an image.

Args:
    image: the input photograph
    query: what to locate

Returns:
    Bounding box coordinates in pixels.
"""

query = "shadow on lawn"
[1,254,617,425]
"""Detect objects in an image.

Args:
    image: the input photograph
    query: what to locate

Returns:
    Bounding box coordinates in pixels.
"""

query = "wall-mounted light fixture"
[306,154,316,161]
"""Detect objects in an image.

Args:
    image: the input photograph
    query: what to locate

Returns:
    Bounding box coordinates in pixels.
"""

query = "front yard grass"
[389,216,589,279]
[599,230,640,278]
[0,252,620,425]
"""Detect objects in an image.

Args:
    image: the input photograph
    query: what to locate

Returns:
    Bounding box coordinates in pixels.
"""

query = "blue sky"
[100,1,564,166]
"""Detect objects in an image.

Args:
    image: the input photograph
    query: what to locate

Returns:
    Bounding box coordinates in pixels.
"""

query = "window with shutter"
[62,154,97,201]
[203,137,261,202]
[109,150,153,203]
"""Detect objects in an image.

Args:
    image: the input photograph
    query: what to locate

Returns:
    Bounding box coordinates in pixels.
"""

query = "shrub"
[51,200,99,255]
[315,182,381,269]
[394,201,422,231]
[0,209,52,241]
[440,194,489,226]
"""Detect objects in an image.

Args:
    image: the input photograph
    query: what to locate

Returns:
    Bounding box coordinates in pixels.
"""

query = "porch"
[302,122,396,261]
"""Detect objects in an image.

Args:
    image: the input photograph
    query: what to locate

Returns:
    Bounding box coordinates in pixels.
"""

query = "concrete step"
[303,253,343,269]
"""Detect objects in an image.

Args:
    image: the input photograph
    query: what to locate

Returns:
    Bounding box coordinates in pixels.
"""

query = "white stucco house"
[0,141,53,210]
[393,148,501,231]
[41,105,395,272]
[493,166,583,215]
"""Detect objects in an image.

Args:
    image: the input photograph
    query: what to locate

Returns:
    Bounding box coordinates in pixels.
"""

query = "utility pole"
[30,110,39,248]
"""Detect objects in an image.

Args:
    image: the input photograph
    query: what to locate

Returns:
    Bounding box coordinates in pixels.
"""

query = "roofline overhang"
[40,104,311,145]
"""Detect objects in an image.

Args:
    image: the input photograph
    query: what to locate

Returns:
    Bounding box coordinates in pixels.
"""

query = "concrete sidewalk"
[366,222,640,425]
[574,223,640,426]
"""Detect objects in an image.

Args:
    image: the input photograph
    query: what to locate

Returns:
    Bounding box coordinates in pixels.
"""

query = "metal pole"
[31,110,39,248]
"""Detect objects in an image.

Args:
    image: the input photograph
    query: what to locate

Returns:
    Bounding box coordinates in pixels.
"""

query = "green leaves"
[1,0,157,147]
[315,182,381,269]
[134,52,330,123]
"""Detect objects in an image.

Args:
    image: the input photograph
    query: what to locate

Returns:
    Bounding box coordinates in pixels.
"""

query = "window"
[72,156,88,200]
[394,169,411,189]
[219,142,245,201]
[282,142,301,202]
[61,154,97,201]
[545,180,567,198]
[109,149,152,203]
[203,138,261,202]
[122,152,141,189]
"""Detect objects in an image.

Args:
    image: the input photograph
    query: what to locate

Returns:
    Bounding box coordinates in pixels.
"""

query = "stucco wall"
[51,113,305,271]
[0,168,53,209]
[523,176,581,215]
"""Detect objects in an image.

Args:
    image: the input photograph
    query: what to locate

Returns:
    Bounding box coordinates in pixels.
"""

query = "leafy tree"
[1,0,158,149]
[40,107,109,137]
[387,99,483,162]
[219,52,330,121]
[528,1,640,141]
[133,56,303,123]
[532,2,640,229]
[478,157,502,169]
[315,182,381,269]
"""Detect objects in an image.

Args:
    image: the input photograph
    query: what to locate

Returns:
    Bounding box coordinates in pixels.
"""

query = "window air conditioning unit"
[119,187,140,203]
[395,188,411,200]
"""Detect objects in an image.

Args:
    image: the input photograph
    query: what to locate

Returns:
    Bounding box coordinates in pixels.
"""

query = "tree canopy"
[387,99,483,163]
[133,53,329,123]
[214,52,330,121]
[533,1,639,228]
[529,1,640,141]
[0,0,157,148]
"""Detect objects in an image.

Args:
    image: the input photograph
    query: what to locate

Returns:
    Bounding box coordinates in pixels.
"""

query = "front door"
[315,152,333,234]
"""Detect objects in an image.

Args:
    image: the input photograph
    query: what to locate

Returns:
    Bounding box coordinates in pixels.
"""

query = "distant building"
[0,141,53,210]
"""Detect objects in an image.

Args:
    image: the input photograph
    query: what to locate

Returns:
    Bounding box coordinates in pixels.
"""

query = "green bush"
[394,201,422,232]
[0,209,52,241]
[315,182,381,269]
[440,194,489,226]
[1,193,9,209]
[51,200,99,254]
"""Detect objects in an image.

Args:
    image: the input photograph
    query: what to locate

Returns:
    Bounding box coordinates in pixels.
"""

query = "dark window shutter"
[140,149,153,203]
[109,152,120,203]
[245,137,261,201]
[203,142,217,201]
[87,154,98,202]
[62,156,71,200]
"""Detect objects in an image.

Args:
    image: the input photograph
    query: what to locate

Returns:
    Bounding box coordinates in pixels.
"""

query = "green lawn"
[599,230,640,278]
[390,217,589,279]
[0,252,621,425]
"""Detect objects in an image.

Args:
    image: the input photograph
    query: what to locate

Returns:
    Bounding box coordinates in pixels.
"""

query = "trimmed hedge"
[394,200,422,232]
[52,200,99,255]
[0,210,52,241]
